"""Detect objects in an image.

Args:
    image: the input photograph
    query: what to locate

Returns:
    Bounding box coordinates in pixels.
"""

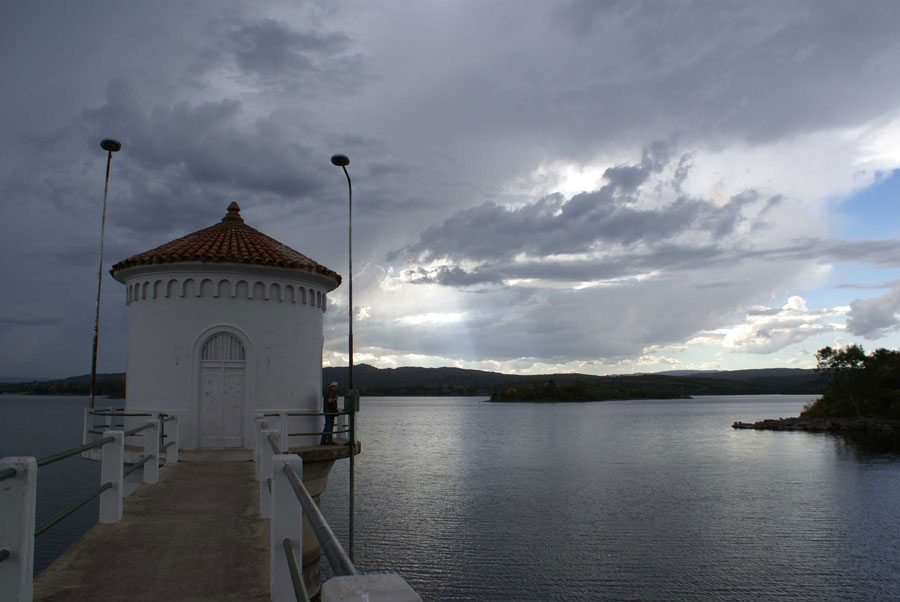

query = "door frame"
[190,324,254,449]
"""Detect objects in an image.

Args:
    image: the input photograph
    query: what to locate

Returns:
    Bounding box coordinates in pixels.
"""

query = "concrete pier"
[31,444,361,601]
[34,450,269,602]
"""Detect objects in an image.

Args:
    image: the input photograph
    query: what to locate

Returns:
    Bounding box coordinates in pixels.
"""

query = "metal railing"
[1,413,180,601]
[282,462,357,577]
[257,417,420,602]
[260,409,355,442]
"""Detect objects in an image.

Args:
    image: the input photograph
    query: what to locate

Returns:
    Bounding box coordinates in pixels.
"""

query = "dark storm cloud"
[395,148,782,281]
[77,79,336,237]
[544,0,900,148]
[404,265,505,287]
[227,20,350,74]
[6,0,900,377]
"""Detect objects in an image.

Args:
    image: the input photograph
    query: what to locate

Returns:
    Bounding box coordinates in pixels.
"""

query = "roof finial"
[222,202,244,223]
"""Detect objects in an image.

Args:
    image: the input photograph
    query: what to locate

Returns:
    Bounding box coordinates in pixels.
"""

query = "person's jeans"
[320,414,335,444]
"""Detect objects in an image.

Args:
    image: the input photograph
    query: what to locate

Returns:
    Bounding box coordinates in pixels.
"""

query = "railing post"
[143,419,160,484]
[82,408,91,445]
[254,417,267,481]
[0,457,37,602]
[271,454,303,602]
[166,417,179,464]
[278,412,288,451]
[99,430,124,523]
[322,574,422,602]
[259,430,279,519]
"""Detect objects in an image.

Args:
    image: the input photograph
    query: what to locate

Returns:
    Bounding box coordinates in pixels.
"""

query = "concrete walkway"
[33,451,269,602]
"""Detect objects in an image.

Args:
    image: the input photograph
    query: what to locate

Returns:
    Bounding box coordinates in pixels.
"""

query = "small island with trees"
[488,378,691,402]
[733,345,900,432]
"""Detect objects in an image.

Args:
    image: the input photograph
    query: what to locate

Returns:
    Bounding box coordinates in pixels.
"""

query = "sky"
[4,1,900,379]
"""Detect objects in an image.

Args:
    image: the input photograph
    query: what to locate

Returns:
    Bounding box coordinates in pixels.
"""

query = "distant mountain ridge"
[323,364,827,397]
[1,366,827,398]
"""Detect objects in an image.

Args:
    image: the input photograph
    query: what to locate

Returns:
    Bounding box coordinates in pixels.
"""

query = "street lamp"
[330,152,355,560]
[90,139,122,409]
[330,153,353,389]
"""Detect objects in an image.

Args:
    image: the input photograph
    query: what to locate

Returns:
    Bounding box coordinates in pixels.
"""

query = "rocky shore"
[732,416,900,432]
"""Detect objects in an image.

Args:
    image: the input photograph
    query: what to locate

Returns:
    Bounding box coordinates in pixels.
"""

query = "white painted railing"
[0,415,179,602]
[254,419,421,602]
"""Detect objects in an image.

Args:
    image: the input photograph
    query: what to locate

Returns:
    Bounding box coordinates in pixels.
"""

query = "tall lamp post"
[91,139,122,409]
[330,152,355,560]
[331,154,353,389]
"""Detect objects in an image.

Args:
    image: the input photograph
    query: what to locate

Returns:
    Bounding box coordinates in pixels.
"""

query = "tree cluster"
[803,345,900,419]
[0,378,125,398]
[489,378,690,402]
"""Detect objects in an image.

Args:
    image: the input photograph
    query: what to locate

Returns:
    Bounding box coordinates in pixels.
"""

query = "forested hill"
[323,365,827,397]
[0,365,827,399]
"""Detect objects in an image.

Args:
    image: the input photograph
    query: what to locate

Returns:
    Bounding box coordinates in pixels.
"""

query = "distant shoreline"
[732,416,899,432]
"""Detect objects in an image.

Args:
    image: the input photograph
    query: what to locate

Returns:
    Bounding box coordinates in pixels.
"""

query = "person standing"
[320,381,339,445]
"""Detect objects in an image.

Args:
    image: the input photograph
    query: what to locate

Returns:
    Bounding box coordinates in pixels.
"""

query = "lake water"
[3,394,900,600]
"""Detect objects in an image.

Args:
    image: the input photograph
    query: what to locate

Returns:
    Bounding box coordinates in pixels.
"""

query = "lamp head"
[101,139,122,152]
[330,154,350,167]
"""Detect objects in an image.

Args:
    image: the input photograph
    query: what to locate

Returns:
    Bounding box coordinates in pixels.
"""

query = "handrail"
[261,410,351,417]
[90,411,152,417]
[283,537,310,602]
[34,481,113,536]
[282,463,358,576]
[285,410,352,417]
[124,423,154,437]
[287,427,351,437]
[123,455,153,478]
[0,467,16,481]
[37,436,115,468]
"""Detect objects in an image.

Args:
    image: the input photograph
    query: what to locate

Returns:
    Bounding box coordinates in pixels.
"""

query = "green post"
[343,388,359,561]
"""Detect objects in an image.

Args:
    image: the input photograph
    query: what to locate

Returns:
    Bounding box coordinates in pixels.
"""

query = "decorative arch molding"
[123,275,328,311]
[190,324,254,450]
[191,324,254,366]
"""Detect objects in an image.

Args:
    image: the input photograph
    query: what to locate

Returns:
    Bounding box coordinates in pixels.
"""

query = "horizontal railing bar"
[88,429,105,435]
[283,411,351,417]
[37,436,115,468]
[0,467,16,481]
[282,463,358,576]
[287,428,351,437]
[257,411,352,418]
[90,411,149,417]
[123,455,153,478]
[0,548,9,563]
[35,481,113,536]
[124,423,154,437]
[283,537,310,602]
[161,416,177,423]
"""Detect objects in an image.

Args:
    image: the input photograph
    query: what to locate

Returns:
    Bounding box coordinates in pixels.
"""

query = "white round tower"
[110,202,341,449]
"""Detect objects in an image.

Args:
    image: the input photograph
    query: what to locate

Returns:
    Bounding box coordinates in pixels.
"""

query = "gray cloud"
[395,148,785,282]
[5,1,900,377]
[846,284,900,339]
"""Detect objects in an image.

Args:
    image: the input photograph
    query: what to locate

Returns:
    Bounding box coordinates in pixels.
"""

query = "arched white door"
[199,333,246,448]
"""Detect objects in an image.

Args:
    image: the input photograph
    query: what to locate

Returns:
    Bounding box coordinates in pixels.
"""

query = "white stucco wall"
[114,262,338,449]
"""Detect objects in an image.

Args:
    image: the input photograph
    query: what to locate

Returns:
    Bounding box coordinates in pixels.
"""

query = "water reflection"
[322,395,900,601]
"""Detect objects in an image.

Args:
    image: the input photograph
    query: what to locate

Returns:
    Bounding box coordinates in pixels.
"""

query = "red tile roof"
[111,202,342,284]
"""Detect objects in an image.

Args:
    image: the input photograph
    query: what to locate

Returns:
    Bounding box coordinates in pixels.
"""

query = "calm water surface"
[320,395,900,601]
[3,394,900,600]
